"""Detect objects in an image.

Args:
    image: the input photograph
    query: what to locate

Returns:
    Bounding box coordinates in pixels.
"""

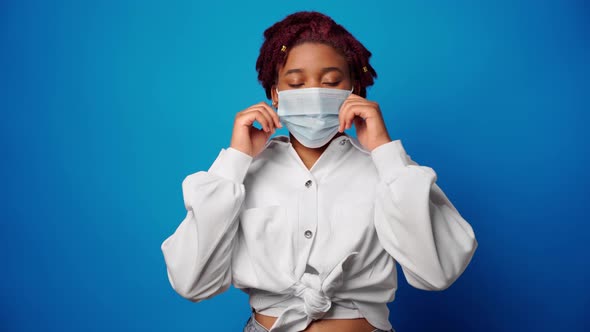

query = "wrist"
[368,135,393,152]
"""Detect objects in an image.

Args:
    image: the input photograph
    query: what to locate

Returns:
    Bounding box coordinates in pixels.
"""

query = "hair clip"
[362,66,368,73]
[281,45,287,52]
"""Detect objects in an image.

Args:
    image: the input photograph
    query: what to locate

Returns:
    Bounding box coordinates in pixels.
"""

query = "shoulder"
[347,135,371,155]
[255,135,291,160]
[246,135,291,173]
[263,135,291,149]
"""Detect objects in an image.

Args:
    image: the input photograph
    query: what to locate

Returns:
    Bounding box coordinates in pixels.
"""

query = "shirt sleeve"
[161,147,253,301]
[371,140,478,291]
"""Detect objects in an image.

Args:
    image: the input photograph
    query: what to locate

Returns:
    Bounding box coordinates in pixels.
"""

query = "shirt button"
[339,139,348,145]
[305,180,312,188]
[304,230,313,239]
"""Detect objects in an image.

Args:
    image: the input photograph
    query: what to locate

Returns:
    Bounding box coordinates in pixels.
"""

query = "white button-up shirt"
[161,133,478,332]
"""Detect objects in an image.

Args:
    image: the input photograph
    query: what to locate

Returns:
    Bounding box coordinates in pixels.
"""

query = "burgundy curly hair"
[256,11,377,99]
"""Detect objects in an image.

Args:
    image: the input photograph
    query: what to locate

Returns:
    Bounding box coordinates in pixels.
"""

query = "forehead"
[280,42,348,73]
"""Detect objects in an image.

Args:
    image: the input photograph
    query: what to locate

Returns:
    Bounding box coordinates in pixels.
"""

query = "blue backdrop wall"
[1,0,587,331]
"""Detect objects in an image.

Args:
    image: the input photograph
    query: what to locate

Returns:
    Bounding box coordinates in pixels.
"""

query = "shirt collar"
[265,132,370,154]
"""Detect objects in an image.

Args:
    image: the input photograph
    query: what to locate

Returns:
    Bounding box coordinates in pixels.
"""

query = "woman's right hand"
[230,102,282,157]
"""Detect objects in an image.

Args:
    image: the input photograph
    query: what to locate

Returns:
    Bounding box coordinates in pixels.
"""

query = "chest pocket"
[238,205,294,275]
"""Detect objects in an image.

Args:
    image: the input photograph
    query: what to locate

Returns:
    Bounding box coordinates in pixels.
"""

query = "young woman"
[161,11,478,332]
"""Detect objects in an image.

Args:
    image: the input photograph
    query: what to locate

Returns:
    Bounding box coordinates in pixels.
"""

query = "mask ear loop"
[350,80,360,94]
[272,87,279,109]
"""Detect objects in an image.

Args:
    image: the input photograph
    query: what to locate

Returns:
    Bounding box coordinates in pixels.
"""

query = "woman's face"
[272,42,354,105]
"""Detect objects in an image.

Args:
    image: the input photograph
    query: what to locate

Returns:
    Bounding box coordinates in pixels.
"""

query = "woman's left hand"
[338,94,392,151]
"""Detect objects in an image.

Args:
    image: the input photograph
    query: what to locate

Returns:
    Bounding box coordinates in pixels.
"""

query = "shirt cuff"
[370,139,410,183]
[208,147,253,184]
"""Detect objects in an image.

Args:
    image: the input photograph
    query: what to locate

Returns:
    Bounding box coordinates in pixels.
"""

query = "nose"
[307,80,322,88]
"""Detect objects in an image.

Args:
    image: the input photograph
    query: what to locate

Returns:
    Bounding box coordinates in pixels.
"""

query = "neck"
[289,132,346,170]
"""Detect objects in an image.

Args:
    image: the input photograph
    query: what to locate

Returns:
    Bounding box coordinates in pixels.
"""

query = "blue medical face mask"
[276,87,353,148]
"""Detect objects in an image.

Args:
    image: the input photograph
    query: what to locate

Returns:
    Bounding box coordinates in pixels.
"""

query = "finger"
[339,101,357,132]
[341,94,366,107]
[253,103,281,132]
[339,103,359,131]
[244,107,273,132]
[254,108,274,132]
[341,100,377,110]
[341,93,377,108]
[343,101,378,120]
[341,105,367,130]
[338,106,348,132]
[257,102,282,129]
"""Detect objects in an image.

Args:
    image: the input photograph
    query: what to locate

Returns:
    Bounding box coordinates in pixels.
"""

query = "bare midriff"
[254,312,378,332]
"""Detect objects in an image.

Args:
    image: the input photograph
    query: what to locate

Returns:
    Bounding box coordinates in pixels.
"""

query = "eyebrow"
[284,67,344,76]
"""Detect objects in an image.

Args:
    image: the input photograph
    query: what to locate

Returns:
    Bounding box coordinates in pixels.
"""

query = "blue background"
[1,0,588,331]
